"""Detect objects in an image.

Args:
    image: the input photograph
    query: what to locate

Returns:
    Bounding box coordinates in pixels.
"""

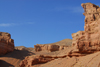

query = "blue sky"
[0,0,100,47]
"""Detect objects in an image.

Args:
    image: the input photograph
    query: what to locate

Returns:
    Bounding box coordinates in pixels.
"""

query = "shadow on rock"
[0,49,35,60]
[0,60,14,67]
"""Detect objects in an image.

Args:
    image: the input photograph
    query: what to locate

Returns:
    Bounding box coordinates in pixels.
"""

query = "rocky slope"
[39,52,100,67]
[0,38,72,67]
[0,49,34,67]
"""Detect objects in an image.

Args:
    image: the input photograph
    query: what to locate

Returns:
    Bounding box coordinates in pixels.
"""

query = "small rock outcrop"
[34,44,60,52]
[34,39,72,52]
[19,54,67,67]
[0,32,14,55]
[72,3,100,53]
[19,55,54,67]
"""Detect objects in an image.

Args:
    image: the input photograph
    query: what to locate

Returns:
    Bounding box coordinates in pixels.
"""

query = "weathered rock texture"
[19,53,68,67]
[19,55,55,67]
[0,32,14,55]
[39,52,100,67]
[19,49,100,67]
[34,39,72,52]
[72,3,100,53]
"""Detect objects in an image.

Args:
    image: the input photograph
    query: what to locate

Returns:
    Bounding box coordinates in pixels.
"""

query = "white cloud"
[0,23,15,27]
[0,22,34,27]
[71,6,84,13]
[50,6,84,13]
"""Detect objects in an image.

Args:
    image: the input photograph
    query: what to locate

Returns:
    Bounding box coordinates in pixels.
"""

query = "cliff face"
[72,3,100,53]
[0,32,14,55]
[34,39,72,52]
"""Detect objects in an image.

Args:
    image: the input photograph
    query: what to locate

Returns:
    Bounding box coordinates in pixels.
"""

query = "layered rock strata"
[0,32,14,55]
[19,54,67,67]
[34,39,72,52]
[72,3,100,53]
[34,44,60,52]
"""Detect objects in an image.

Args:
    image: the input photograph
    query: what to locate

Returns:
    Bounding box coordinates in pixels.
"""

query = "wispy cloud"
[0,23,15,27]
[70,6,84,13]
[0,22,34,27]
[50,6,84,13]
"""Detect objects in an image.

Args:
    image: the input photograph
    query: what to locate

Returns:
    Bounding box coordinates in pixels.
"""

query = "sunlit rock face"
[34,39,72,52]
[0,32,14,55]
[72,3,100,53]
[34,44,60,52]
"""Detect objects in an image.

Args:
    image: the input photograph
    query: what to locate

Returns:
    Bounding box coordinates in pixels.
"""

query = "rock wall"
[72,3,100,53]
[34,44,64,52]
[34,39,72,52]
[0,32,14,55]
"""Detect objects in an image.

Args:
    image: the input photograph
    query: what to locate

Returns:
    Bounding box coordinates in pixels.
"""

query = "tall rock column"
[72,3,100,53]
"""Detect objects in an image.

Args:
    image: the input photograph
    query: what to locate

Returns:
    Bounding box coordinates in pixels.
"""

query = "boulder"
[0,32,14,55]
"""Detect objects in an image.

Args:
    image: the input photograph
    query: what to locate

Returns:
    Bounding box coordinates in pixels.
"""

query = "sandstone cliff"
[72,3,100,53]
[34,39,72,52]
[0,32,14,55]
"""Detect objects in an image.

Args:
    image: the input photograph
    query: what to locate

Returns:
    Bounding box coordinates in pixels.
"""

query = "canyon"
[1,2,100,67]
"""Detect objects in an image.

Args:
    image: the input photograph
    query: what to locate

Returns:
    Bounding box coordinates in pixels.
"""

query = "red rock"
[0,32,14,55]
[34,39,72,52]
[40,57,77,67]
[19,55,54,67]
[39,52,100,67]
[72,3,100,53]
[19,53,68,67]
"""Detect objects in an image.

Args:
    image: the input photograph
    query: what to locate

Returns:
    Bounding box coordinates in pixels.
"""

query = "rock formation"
[0,32,14,55]
[34,44,60,52]
[19,52,68,67]
[39,52,100,67]
[72,3,100,53]
[19,55,55,67]
[2,3,100,67]
[34,39,72,52]
[19,3,100,67]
